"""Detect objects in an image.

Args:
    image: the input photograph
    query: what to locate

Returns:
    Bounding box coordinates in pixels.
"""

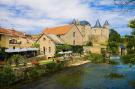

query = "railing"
[9,39,21,44]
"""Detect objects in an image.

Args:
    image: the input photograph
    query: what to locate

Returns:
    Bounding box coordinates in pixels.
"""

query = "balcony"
[9,39,21,44]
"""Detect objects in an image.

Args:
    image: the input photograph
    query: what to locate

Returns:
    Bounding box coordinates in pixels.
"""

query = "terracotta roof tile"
[0,28,25,37]
[43,25,73,35]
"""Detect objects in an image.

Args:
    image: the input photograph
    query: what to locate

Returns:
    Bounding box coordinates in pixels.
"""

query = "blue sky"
[0,0,135,35]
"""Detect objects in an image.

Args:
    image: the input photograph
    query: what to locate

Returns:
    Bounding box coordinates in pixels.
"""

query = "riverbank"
[68,60,90,67]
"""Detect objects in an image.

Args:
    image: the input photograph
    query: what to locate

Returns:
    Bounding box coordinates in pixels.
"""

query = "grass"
[106,73,125,79]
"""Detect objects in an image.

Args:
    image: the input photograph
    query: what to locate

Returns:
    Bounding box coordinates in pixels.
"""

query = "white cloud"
[0,0,134,35]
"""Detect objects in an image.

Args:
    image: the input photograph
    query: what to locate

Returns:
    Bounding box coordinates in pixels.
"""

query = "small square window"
[43,38,46,40]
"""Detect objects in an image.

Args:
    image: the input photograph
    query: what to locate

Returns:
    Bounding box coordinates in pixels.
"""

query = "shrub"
[0,66,16,87]
[46,61,66,72]
[121,54,135,64]
[46,62,58,72]
[109,60,119,65]
[87,53,105,63]
[7,54,27,66]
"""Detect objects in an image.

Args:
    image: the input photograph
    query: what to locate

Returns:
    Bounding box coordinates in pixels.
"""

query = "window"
[13,46,15,49]
[49,47,51,53]
[73,32,75,37]
[43,46,45,54]
[43,37,46,40]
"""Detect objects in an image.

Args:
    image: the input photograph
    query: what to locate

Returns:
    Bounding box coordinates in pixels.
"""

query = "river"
[17,58,135,89]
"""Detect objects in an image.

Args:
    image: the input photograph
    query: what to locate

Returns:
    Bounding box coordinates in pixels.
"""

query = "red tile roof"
[0,28,26,37]
[43,25,73,35]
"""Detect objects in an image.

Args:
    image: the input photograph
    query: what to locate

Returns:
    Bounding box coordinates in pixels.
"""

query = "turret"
[94,19,102,28]
[103,20,109,28]
[72,19,80,25]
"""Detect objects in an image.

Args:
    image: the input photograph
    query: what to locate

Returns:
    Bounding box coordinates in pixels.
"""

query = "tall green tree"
[108,29,121,54]
[128,18,135,35]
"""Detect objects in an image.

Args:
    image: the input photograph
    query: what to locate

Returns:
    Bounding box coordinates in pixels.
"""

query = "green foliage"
[109,60,119,65]
[32,42,40,48]
[128,18,135,29]
[0,66,16,87]
[56,44,83,57]
[108,29,121,54]
[109,29,121,42]
[7,54,27,66]
[26,66,44,79]
[56,44,72,55]
[71,45,83,54]
[106,73,125,79]
[87,53,105,63]
[121,54,135,64]
[0,48,7,60]
[85,41,93,46]
[46,61,66,72]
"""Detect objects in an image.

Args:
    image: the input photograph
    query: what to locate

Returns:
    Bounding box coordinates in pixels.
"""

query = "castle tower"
[103,20,109,28]
[94,19,102,28]
[102,20,110,43]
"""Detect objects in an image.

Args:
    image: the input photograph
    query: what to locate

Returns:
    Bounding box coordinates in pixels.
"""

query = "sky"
[0,0,135,35]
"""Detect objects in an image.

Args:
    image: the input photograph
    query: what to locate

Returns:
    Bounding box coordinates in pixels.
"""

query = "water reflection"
[18,62,135,89]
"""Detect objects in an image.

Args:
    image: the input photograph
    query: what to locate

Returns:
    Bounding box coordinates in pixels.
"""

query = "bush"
[7,54,27,66]
[0,66,16,87]
[87,53,105,63]
[121,54,135,64]
[109,60,119,65]
[46,61,66,72]
[27,67,43,79]
[46,62,58,72]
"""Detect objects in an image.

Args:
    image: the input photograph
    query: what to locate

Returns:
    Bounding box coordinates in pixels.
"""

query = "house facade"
[0,28,34,49]
[36,33,64,58]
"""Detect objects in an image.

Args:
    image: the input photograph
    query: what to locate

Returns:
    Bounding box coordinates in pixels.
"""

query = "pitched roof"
[47,34,64,44]
[0,28,25,37]
[94,20,102,28]
[43,24,73,35]
[103,20,109,27]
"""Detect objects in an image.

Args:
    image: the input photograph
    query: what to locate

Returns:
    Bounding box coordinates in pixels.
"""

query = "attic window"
[43,38,46,40]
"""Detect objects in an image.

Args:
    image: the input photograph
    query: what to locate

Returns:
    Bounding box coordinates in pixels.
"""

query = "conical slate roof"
[80,20,91,26]
[94,20,102,28]
[103,20,109,27]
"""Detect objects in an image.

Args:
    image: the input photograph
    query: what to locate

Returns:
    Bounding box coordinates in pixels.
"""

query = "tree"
[108,29,121,54]
[32,42,40,48]
[128,18,135,35]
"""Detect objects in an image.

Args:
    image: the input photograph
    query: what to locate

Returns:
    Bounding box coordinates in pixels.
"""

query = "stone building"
[43,24,84,45]
[72,19,110,45]
[0,28,34,49]
[36,33,64,58]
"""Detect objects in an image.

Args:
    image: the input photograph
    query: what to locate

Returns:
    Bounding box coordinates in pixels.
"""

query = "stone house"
[36,33,64,58]
[0,28,34,49]
[43,24,84,45]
